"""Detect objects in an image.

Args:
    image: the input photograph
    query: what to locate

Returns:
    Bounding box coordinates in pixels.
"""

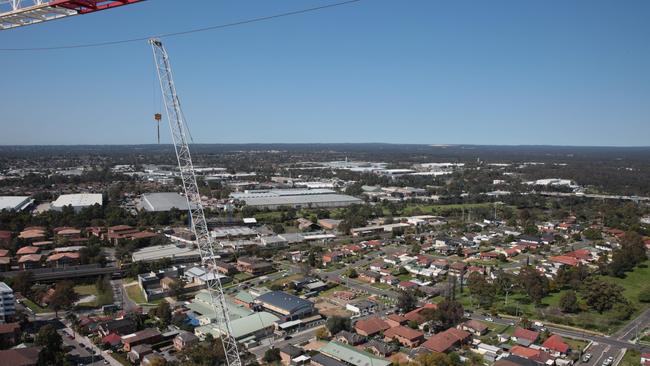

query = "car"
[284,335,293,340]
[582,353,592,362]
[485,317,494,322]
[103,361,109,365]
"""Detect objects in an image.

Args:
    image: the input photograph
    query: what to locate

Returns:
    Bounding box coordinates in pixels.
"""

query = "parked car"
[583,353,592,362]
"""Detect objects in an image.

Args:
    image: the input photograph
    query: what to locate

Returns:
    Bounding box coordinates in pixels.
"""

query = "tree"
[559,290,579,313]
[397,289,418,313]
[424,299,464,330]
[346,268,358,279]
[49,281,79,315]
[467,272,494,308]
[581,278,627,313]
[609,232,647,277]
[150,301,172,327]
[11,271,34,297]
[178,337,225,366]
[409,352,461,366]
[315,327,329,340]
[518,266,549,305]
[263,348,281,363]
[168,278,185,298]
[326,316,351,335]
[35,324,65,366]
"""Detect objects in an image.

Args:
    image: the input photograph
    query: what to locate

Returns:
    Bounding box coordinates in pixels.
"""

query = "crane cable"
[0,0,362,51]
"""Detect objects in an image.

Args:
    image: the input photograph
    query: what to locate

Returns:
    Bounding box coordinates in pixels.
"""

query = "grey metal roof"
[243,194,361,207]
[255,291,314,314]
[141,192,193,212]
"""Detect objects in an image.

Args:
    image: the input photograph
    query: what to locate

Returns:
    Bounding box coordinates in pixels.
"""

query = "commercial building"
[141,192,192,212]
[131,244,200,263]
[231,188,361,210]
[241,194,362,210]
[254,291,315,321]
[0,282,15,324]
[51,193,103,212]
[318,341,391,366]
[0,196,33,212]
[194,311,279,341]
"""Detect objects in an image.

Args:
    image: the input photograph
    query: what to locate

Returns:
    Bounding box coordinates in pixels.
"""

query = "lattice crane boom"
[149,38,242,366]
[0,0,143,30]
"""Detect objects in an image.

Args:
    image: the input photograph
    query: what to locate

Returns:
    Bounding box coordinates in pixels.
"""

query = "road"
[472,314,650,353]
[614,308,650,341]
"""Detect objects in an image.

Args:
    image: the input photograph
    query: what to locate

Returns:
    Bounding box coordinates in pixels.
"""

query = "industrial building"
[254,291,315,321]
[131,244,200,263]
[141,192,193,212]
[51,193,103,212]
[194,311,279,342]
[0,282,16,323]
[0,196,34,212]
[241,194,361,210]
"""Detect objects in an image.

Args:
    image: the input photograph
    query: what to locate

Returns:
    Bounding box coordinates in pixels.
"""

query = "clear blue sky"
[0,0,649,146]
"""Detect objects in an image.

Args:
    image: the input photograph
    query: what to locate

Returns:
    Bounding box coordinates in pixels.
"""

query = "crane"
[149,38,242,366]
[0,0,143,30]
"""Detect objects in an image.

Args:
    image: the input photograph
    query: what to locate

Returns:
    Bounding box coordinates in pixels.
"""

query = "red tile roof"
[383,325,424,341]
[542,334,569,354]
[549,255,579,266]
[511,345,541,359]
[513,327,540,342]
[17,254,42,263]
[0,346,41,366]
[101,333,122,346]
[16,246,39,255]
[46,252,80,262]
[422,328,471,353]
[354,317,390,336]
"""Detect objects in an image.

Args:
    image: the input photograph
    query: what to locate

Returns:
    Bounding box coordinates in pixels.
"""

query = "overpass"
[2,264,125,282]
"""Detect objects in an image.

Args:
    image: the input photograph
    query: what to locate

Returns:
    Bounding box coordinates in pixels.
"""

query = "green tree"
[397,289,418,313]
[424,299,464,330]
[263,348,281,363]
[559,290,579,313]
[150,301,172,327]
[35,324,65,366]
[11,271,34,297]
[467,272,494,308]
[49,281,79,316]
[346,268,358,279]
[638,287,650,303]
[581,278,627,313]
[326,316,351,335]
[518,266,549,305]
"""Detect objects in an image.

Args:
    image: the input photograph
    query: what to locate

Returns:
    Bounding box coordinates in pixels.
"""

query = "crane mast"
[149,38,242,366]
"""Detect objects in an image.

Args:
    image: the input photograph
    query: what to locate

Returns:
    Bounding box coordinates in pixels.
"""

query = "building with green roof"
[194,311,279,341]
[319,341,391,366]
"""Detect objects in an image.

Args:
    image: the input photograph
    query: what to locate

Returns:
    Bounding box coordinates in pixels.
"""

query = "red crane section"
[0,0,144,30]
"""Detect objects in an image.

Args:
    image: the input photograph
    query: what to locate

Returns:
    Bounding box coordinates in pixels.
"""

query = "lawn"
[74,284,114,309]
[600,261,650,311]
[320,285,350,297]
[399,202,503,216]
[124,284,147,304]
[21,298,49,314]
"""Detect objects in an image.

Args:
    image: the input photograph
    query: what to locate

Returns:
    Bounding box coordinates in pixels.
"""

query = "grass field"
[21,298,49,314]
[74,284,114,309]
[601,261,650,310]
[124,284,147,304]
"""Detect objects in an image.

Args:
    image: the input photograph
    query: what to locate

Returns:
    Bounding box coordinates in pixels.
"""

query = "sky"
[0,0,649,146]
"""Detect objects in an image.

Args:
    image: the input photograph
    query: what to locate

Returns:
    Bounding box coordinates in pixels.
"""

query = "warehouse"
[0,196,34,211]
[194,311,279,342]
[51,193,103,212]
[141,192,192,212]
[255,291,315,321]
[241,194,361,210]
[131,244,200,263]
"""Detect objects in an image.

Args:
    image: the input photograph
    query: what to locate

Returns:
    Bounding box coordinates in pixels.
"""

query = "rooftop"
[52,193,103,208]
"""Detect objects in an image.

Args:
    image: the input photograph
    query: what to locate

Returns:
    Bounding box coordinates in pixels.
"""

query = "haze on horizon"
[0,0,649,146]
